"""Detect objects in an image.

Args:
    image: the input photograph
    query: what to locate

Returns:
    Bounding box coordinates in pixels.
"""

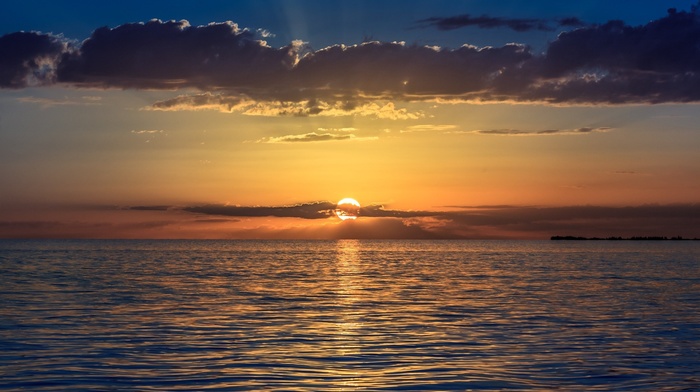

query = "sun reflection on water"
[331,240,364,386]
[1,240,699,390]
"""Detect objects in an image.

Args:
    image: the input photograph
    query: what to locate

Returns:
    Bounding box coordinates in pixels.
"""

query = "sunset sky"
[1,0,699,239]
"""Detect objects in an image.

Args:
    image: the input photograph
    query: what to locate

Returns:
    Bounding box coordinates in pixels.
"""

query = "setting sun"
[335,198,361,220]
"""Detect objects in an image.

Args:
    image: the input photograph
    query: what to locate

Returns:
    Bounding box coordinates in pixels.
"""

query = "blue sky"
[3,0,696,49]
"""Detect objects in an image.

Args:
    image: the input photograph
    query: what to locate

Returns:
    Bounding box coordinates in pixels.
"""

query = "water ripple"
[1,239,699,390]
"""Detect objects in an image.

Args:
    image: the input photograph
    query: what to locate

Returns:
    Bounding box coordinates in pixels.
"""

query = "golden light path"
[334,198,361,220]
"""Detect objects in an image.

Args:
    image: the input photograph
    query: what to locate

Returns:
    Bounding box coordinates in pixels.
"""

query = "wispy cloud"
[317,127,357,132]
[612,170,640,175]
[400,124,458,133]
[18,95,102,108]
[463,127,613,136]
[131,129,164,134]
[255,132,377,143]
[415,14,587,32]
[130,129,166,143]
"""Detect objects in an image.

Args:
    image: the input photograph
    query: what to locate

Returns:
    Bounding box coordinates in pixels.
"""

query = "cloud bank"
[3,202,698,239]
[2,6,700,105]
[122,202,700,239]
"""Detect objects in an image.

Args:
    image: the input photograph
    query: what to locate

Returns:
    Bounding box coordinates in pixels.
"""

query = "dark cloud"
[293,41,531,97]
[541,17,700,77]
[441,204,699,225]
[360,204,435,218]
[142,202,428,220]
[4,203,698,239]
[518,9,700,104]
[415,14,586,32]
[0,32,68,88]
[180,201,337,220]
[402,204,700,239]
[57,19,299,89]
[558,17,587,27]
[137,202,700,239]
[2,6,700,104]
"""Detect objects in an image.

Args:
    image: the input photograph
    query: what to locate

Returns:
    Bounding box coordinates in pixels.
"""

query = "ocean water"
[1,239,699,391]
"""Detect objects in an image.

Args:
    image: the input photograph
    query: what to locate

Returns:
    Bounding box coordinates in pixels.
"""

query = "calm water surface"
[1,240,699,390]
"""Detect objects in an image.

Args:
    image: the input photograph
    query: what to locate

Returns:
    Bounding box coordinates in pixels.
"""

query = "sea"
[1,239,699,391]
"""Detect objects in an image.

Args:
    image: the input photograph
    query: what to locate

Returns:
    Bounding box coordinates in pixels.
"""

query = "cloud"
[400,124,458,133]
[0,32,70,88]
[415,14,586,32]
[180,201,337,219]
[130,129,166,143]
[149,92,423,119]
[458,204,700,238]
[121,202,700,239]
[241,99,423,119]
[17,95,102,108]
[149,92,253,112]
[291,41,531,98]
[362,203,700,239]
[612,170,639,175]
[137,201,427,220]
[131,129,164,134]
[256,132,371,143]
[8,203,698,239]
[57,19,300,89]
[1,6,700,105]
[465,127,613,136]
[360,204,436,218]
[317,127,357,132]
[252,126,378,143]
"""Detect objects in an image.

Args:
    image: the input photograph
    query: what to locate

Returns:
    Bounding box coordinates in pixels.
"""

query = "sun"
[335,198,361,220]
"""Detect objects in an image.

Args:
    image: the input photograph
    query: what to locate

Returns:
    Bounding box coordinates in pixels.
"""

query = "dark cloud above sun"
[3,5,700,105]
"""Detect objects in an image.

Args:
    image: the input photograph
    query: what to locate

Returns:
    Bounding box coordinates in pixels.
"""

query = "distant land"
[551,236,700,241]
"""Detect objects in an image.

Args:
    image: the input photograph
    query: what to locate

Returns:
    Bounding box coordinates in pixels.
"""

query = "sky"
[1,0,699,239]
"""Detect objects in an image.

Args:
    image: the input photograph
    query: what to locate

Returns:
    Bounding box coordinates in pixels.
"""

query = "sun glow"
[335,198,361,220]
